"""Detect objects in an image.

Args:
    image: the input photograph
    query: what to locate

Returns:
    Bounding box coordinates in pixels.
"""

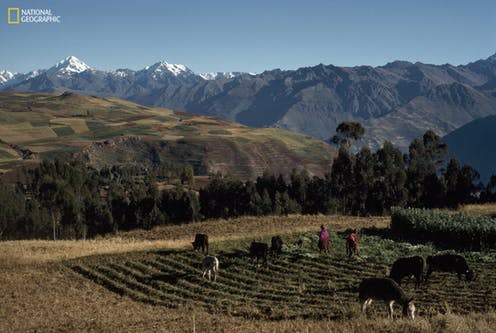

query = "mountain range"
[0,56,249,93]
[2,54,496,152]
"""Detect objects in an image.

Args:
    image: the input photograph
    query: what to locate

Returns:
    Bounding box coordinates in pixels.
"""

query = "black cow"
[359,278,416,320]
[270,236,283,256]
[425,254,474,282]
[249,241,269,264]
[389,256,424,288]
[192,233,209,254]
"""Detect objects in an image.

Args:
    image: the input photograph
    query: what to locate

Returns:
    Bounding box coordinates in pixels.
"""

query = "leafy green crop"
[391,207,496,250]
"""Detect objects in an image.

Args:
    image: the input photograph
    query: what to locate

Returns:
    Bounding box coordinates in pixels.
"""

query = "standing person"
[318,224,330,253]
[346,229,360,257]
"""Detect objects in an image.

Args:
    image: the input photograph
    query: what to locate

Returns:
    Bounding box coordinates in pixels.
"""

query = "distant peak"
[383,60,413,69]
[199,72,246,80]
[0,70,16,84]
[50,56,91,75]
[0,70,14,77]
[144,60,191,77]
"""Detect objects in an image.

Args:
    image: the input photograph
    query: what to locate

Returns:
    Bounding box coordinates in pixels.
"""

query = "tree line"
[0,160,200,240]
[0,126,495,240]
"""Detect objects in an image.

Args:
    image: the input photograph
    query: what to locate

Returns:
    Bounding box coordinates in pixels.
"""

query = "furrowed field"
[1,211,496,332]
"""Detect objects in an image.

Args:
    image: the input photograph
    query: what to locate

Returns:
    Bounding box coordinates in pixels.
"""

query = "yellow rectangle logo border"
[8,8,21,24]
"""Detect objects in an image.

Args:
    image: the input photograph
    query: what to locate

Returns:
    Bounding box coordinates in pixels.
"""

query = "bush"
[391,207,496,250]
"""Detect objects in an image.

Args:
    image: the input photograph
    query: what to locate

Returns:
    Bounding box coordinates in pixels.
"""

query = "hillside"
[0,92,335,179]
[443,115,496,183]
[4,54,496,150]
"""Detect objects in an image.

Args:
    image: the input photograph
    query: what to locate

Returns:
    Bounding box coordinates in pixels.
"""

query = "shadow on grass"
[152,272,188,284]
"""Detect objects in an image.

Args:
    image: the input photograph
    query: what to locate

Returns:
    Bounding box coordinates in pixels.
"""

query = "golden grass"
[161,134,184,140]
[0,146,20,157]
[133,118,162,126]
[121,214,389,242]
[50,118,90,133]
[0,126,57,143]
[0,122,34,130]
[25,144,61,153]
[0,238,188,268]
[0,215,388,267]
[461,203,496,216]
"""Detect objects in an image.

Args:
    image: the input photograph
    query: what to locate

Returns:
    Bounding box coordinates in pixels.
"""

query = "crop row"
[71,248,496,319]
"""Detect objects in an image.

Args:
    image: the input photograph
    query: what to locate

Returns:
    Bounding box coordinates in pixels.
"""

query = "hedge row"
[390,207,496,250]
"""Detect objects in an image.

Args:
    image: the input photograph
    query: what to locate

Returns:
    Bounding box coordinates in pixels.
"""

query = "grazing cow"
[192,233,209,254]
[249,241,269,264]
[359,277,416,320]
[271,236,283,255]
[425,254,474,282]
[389,256,424,288]
[201,255,219,282]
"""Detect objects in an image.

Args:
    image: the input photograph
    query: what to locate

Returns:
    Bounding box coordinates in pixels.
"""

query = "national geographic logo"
[8,7,62,24]
[8,8,20,24]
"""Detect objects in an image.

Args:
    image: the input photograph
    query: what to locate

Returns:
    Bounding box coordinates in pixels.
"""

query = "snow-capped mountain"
[0,70,17,86]
[199,72,247,80]
[0,56,211,95]
[0,56,90,87]
[0,70,15,84]
[142,61,193,78]
[0,70,39,87]
[46,56,91,76]
[134,60,199,85]
[1,56,252,85]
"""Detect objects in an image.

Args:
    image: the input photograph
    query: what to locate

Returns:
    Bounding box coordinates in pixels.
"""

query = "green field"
[70,231,496,320]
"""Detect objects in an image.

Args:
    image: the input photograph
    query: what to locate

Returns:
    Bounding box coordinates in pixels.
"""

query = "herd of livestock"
[191,232,475,320]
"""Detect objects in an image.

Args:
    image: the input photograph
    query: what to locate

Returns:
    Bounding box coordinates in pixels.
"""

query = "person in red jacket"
[346,229,360,257]
[318,224,330,253]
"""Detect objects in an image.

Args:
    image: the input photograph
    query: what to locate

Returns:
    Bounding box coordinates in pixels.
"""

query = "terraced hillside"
[0,92,335,179]
[70,232,496,320]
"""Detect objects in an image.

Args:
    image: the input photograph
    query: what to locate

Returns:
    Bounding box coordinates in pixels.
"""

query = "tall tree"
[330,122,365,148]
[372,141,407,214]
[445,157,462,208]
[330,147,355,214]
[456,165,480,204]
[406,130,447,207]
[180,164,195,188]
[353,147,375,215]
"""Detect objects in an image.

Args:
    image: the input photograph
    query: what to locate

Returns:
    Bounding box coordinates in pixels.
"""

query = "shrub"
[391,207,496,250]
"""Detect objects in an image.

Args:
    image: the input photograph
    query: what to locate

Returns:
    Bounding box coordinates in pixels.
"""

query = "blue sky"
[1,0,495,73]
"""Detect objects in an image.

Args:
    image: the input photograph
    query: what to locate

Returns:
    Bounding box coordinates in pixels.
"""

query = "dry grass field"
[461,203,496,216]
[1,213,496,333]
